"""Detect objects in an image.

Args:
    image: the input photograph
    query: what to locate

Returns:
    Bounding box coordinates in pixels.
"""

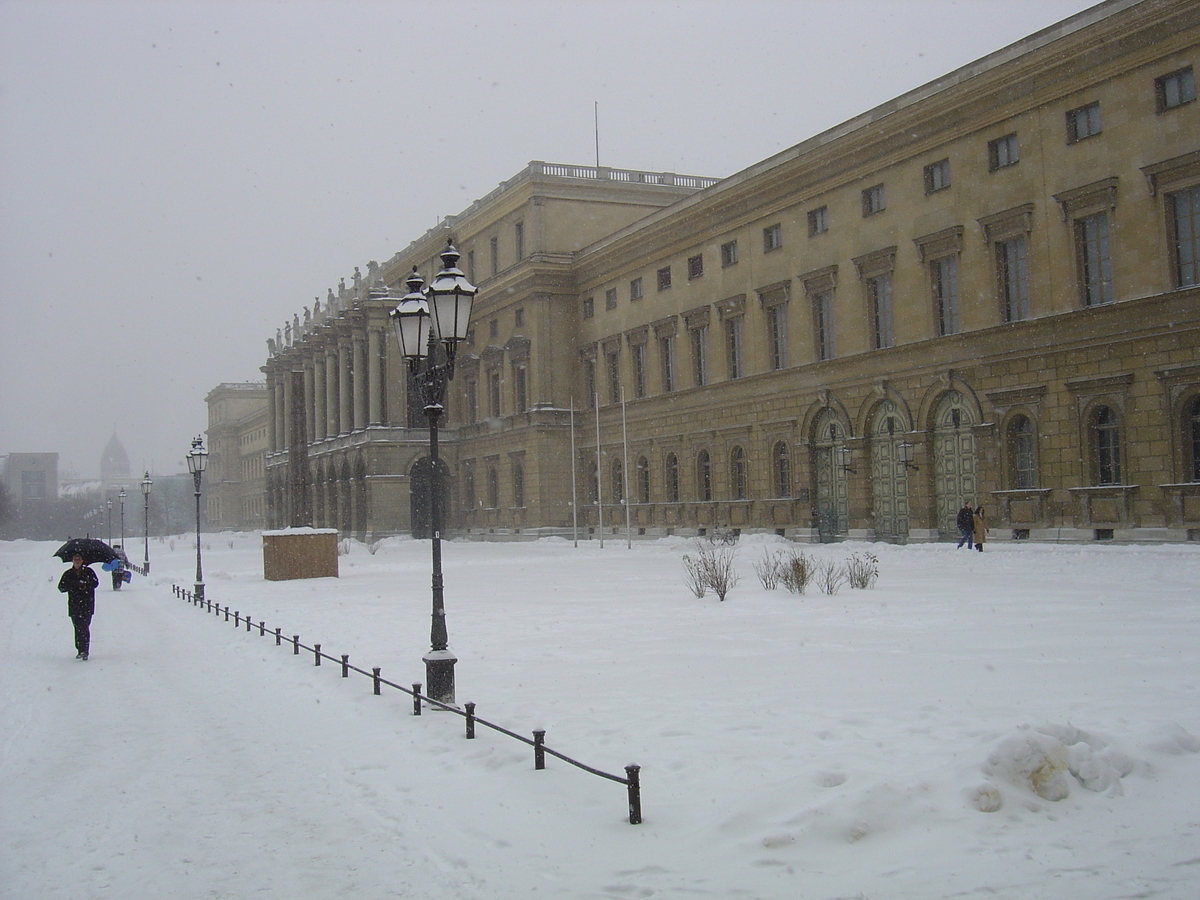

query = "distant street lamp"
[118,488,126,551]
[106,499,112,545]
[141,472,153,575]
[186,436,209,602]
[389,239,478,706]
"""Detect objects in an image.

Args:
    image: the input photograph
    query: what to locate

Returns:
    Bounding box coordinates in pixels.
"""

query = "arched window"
[636,456,650,504]
[1189,395,1200,482]
[730,446,747,500]
[697,449,712,502]
[612,458,624,503]
[1092,405,1121,485]
[1008,414,1036,489]
[665,452,679,502]
[773,441,791,497]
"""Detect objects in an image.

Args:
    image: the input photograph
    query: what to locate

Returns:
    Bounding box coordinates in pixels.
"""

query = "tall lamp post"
[141,472,153,574]
[390,239,478,706]
[118,488,126,551]
[106,499,112,545]
[187,436,208,602]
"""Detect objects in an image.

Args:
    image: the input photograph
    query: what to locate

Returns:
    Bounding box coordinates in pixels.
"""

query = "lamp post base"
[195,582,205,603]
[423,649,457,706]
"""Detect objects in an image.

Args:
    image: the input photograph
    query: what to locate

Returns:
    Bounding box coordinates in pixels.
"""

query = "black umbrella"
[53,537,120,566]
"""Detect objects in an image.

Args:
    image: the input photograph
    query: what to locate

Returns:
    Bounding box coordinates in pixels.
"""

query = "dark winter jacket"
[58,566,98,619]
[956,506,974,532]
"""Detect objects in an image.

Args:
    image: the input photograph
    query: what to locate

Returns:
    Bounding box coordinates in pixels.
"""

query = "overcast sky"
[1,0,1100,480]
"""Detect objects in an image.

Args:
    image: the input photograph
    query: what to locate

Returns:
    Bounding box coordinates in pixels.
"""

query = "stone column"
[339,339,352,435]
[314,354,327,442]
[265,369,278,454]
[325,347,339,439]
[281,371,294,452]
[367,328,383,425]
[353,335,367,431]
[303,360,316,447]
[274,373,287,452]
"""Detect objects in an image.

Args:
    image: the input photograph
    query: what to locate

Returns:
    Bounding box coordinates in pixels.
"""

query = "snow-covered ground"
[2,532,1198,899]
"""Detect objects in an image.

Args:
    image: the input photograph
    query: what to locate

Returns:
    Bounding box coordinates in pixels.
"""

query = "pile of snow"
[3,534,1199,899]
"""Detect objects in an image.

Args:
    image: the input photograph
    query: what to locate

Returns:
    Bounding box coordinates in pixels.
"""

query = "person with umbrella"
[53,538,115,661]
[58,552,99,660]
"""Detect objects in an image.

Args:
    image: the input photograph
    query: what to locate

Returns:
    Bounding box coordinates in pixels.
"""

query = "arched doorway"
[410,456,451,539]
[932,390,978,539]
[813,410,849,542]
[870,400,910,541]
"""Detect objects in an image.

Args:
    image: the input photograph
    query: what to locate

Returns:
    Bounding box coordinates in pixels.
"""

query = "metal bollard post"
[224,606,230,622]
[245,616,251,633]
[275,627,282,646]
[314,643,321,666]
[412,684,422,716]
[341,654,349,677]
[259,621,265,636]
[206,597,212,612]
[465,702,476,739]
[372,667,381,695]
[234,611,240,628]
[625,764,642,824]
[533,730,546,770]
[293,635,300,655]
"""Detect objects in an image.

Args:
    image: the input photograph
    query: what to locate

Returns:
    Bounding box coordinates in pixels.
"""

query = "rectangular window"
[1172,185,1200,287]
[467,249,476,284]
[868,273,893,349]
[763,223,782,252]
[998,235,1030,322]
[1078,212,1113,306]
[660,335,675,393]
[1156,66,1195,112]
[630,277,643,301]
[720,240,739,267]
[607,349,621,404]
[988,133,1019,171]
[807,206,828,236]
[582,297,594,319]
[514,222,524,261]
[466,379,478,423]
[514,307,524,328]
[813,290,834,361]
[513,365,527,412]
[932,255,960,336]
[512,463,524,508]
[489,318,498,339]
[726,317,743,379]
[768,304,787,370]
[488,371,501,418]
[687,254,704,280]
[490,236,499,276]
[605,287,618,310]
[924,159,951,194]
[657,266,672,291]
[691,326,708,386]
[1067,101,1101,143]
[862,184,885,216]
[632,343,646,399]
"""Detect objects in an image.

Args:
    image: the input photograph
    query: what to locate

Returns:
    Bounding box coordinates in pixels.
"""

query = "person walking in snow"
[956,500,974,549]
[972,506,989,552]
[58,552,98,660]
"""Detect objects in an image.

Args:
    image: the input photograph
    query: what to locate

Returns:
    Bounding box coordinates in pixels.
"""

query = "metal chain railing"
[171,583,642,824]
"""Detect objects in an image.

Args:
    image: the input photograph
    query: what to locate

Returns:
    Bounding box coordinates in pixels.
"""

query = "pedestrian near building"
[956,500,974,549]
[58,552,98,660]
[973,506,989,552]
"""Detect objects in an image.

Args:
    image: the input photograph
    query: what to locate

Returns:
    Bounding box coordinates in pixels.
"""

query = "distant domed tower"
[100,432,131,483]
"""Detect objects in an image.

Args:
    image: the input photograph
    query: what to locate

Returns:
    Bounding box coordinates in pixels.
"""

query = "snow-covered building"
[260,0,1200,543]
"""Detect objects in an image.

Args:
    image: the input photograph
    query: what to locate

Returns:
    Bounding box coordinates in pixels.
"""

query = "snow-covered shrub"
[815,560,845,595]
[367,539,383,555]
[682,542,739,601]
[780,550,815,594]
[845,551,879,589]
[753,551,783,590]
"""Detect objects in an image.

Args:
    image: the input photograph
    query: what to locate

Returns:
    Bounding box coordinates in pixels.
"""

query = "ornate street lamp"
[141,472,153,574]
[899,440,919,471]
[389,239,478,706]
[118,488,126,551]
[186,436,208,602]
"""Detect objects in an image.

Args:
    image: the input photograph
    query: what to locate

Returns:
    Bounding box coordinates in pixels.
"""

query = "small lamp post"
[118,488,126,551]
[389,239,478,706]
[186,436,208,602]
[106,499,112,545]
[141,472,152,574]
